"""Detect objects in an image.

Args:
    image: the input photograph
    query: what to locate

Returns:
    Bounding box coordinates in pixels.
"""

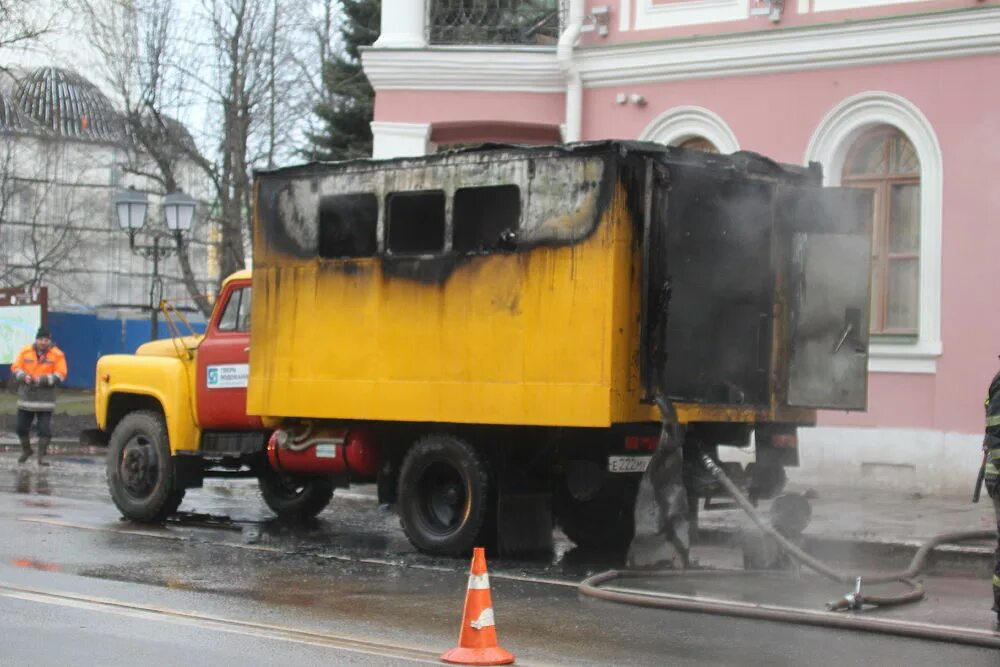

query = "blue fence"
[1,312,206,389]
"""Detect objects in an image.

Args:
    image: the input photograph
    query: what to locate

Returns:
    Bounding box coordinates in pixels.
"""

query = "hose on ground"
[697,452,994,608]
[579,450,1000,649]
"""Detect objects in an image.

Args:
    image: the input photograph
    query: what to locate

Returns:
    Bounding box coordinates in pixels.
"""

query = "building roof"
[12,67,126,142]
[0,88,32,133]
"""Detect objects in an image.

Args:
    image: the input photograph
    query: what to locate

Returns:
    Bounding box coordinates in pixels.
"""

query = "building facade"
[0,66,216,318]
[363,0,1000,494]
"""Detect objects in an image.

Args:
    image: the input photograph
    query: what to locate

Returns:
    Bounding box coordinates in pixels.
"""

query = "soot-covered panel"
[777,186,874,410]
[651,165,775,406]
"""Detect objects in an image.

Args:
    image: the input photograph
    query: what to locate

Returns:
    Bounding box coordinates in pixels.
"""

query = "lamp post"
[113,187,196,341]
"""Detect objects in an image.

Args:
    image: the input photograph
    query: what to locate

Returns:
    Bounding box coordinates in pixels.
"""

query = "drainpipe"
[558,0,585,143]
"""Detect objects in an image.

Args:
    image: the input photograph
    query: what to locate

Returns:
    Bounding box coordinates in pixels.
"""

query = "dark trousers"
[15,409,52,440]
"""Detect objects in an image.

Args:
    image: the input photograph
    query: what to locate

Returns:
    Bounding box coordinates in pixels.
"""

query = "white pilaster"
[371,121,435,159]
[373,0,427,49]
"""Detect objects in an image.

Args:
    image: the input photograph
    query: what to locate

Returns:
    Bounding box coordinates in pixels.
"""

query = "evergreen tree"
[309,0,380,161]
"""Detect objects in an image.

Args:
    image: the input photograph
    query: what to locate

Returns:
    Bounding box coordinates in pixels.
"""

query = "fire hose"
[579,450,1000,649]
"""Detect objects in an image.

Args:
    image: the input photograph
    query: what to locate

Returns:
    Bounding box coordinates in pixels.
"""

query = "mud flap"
[172,454,205,490]
[627,405,690,569]
[497,491,553,556]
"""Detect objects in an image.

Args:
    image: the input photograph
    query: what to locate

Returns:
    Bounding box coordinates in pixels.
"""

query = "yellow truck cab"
[95,270,323,521]
[96,141,872,556]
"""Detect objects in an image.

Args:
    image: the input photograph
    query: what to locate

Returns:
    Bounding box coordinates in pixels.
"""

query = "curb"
[697,527,995,576]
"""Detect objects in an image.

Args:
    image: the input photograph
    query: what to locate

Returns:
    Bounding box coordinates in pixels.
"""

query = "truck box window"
[453,185,520,253]
[318,193,378,258]
[386,190,446,255]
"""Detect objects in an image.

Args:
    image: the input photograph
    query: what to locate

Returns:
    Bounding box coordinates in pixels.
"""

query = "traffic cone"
[441,547,515,665]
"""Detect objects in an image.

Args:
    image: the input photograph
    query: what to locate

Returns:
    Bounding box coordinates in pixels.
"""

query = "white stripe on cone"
[468,573,490,590]
[469,607,495,630]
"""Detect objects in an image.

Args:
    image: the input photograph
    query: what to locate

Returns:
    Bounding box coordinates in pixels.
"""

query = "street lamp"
[112,187,196,341]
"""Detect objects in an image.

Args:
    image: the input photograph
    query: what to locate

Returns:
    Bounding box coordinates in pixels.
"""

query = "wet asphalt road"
[0,453,997,666]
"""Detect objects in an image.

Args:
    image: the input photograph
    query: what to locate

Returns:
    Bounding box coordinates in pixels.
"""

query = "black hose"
[578,450,999,648]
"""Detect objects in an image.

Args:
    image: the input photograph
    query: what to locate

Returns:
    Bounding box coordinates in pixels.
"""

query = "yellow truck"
[96,141,872,555]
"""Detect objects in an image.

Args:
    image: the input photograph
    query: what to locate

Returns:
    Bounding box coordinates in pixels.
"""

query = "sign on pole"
[0,286,47,364]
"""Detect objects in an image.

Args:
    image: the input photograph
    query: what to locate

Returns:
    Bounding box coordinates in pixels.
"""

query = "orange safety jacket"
[11,343,68,411]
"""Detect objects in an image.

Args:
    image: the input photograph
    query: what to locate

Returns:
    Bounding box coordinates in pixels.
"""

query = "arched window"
[677,136,719,153]
[842,127,920,336]
[639,106,739,154]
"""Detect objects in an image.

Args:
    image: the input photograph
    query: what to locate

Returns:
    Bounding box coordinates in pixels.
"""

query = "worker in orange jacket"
[10,327,67,466]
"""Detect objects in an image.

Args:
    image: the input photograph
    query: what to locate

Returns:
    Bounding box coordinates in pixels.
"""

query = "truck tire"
[106,411,185,522]
[555,477,638,549]
[397,434,490,557]
[258,468,335,520]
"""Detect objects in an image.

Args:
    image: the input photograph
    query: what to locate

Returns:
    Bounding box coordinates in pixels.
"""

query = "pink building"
[362,0,1000,494]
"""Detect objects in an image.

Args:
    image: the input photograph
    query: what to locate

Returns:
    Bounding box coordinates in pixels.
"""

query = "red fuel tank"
[266,427,381,478]
[344,429,380,480]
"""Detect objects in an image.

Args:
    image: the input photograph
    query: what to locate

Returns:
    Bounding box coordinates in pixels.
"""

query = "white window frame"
[813,0,933,13]
[635,0,749,29]
[638,105,740,153]
[805,91,943,374]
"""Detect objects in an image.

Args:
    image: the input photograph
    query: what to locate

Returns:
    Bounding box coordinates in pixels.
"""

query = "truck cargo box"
[248,141,872,428]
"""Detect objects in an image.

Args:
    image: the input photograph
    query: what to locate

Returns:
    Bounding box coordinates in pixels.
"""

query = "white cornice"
[361,46,563,92]
[361,8,1000,93]
[576,7,1000,86]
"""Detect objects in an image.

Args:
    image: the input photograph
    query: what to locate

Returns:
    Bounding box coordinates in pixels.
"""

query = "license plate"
[608,455,652,473]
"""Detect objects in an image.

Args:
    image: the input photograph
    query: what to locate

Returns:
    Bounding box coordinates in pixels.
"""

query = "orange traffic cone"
[441,547,515,665]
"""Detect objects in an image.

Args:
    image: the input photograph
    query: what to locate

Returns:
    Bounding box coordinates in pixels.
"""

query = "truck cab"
[96,271,348,522]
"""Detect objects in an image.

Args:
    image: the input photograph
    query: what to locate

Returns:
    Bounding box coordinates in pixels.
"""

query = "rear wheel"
[258,468,335,520]
[106,411,185,522]
[555,476,638,549]
[397,434,490,556]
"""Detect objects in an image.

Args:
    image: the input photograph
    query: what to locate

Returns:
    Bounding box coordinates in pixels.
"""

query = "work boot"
[36,437,50,467]
[17,435,33,464]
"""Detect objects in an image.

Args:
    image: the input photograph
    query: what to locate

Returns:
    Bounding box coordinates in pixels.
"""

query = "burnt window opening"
[453,185,520,254]
[386,190,446,255]
[318,193,378,258]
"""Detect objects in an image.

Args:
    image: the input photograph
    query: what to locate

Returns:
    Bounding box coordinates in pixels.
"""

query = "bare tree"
[79,0,318,305]
[75,0,214,316]
[0,0,60,53]
[193,0,317,278]
[0,136,95,302]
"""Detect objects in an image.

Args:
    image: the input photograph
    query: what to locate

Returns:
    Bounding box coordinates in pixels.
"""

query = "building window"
[842,126,920,336]
[639,106,740,155]
[677,137,719,154]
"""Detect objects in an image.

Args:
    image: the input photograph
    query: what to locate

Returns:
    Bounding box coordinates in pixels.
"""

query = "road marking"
[0,581,444,664]
[18,516,184,541]
[17,515,581,588]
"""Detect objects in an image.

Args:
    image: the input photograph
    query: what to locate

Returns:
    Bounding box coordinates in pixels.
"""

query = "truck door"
[196,280,261,429]
[645,164,776,406]
[775,187,874,410]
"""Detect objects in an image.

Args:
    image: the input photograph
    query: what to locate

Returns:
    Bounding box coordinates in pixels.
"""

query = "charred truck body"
[96,141,873,556]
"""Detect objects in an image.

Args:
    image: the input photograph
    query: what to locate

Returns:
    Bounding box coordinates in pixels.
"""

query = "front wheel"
[258,468,335,520]
[106,410,185,522]
[397,434,490,556]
